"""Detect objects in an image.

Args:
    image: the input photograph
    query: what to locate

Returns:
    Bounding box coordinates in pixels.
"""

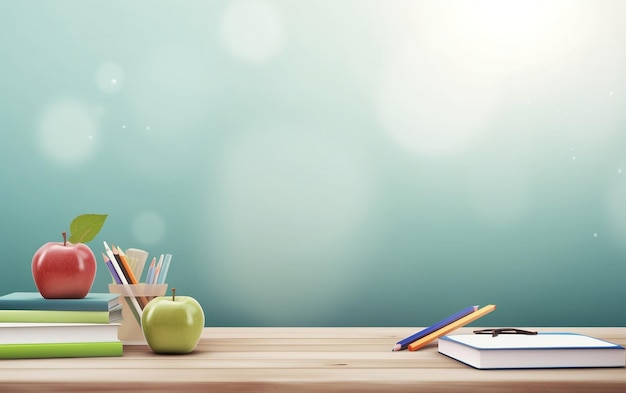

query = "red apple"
[31,232,96,299]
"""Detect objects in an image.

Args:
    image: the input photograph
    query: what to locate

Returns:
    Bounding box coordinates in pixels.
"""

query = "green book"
[0,304,123,323]
[0,341,123,359]
[0,292,120,311]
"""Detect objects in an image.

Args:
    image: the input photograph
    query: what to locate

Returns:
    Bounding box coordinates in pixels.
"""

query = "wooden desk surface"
[1,327,625,392]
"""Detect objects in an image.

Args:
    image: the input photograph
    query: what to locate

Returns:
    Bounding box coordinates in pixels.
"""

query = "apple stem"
[62,231,67,246]
[172,288,176,301]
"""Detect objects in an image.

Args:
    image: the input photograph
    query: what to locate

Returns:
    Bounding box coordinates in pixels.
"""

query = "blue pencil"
[102,253,122,284]
[157,254,172,284]
[392,305,479,351]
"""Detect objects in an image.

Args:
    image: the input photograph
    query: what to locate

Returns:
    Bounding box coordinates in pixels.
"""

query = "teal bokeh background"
[2,0,626,327]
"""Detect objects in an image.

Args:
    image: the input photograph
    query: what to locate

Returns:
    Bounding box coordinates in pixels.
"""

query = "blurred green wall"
[1,0,626,327]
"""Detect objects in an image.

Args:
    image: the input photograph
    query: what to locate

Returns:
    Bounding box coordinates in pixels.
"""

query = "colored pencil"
[156,254,172,284]
[112,245,139,284]
[101,253,121,284]
[150,254,164,284]
[392,305,478,351]
[101,253,141,325]
[111,246,149,308]
[146,257,156,284]
[407,305,496,351]
[103,241,143,320]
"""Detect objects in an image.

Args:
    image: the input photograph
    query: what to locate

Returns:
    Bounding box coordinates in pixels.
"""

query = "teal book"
[0,304,123,323]
[0,292,120,311]
[0,341,123,359]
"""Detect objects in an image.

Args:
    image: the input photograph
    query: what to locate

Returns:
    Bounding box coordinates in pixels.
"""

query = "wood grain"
[0,327,625,392]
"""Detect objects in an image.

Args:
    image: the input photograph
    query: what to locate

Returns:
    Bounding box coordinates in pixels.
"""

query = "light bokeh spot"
[377,46,495,158]
[219,0,286,64]
[95,62,124,94]
[38,99,99,166]
[380,0,601,80]
[375,0,614,159]
[132,211,167,246]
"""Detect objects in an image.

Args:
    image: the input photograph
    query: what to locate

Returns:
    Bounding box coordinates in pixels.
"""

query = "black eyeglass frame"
[473,328,538,337]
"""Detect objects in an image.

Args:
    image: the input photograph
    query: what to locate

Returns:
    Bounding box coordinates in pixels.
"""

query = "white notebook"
[0,322,121,344]
[438,333,625,369]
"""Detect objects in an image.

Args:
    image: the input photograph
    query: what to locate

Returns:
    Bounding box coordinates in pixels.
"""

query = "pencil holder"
[108,283,168,345]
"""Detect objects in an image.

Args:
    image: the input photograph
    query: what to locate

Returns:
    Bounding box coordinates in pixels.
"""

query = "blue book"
[0,292,120,312]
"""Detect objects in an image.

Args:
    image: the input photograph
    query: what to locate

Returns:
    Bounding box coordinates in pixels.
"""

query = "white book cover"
[439,333,626,369]
[0,322,121,344]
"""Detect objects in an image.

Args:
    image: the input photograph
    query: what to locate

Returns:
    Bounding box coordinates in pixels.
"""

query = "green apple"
[141,288,205,354]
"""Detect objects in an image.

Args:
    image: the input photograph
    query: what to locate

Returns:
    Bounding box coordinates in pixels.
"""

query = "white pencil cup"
[108,284,168,345]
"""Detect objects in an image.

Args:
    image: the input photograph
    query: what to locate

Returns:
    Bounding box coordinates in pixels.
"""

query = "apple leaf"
[68,214,108,244]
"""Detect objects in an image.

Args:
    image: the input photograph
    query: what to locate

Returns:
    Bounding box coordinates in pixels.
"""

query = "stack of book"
[0,292,123,359]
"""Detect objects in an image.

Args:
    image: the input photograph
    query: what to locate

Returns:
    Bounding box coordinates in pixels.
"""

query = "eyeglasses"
[473,328,538,337]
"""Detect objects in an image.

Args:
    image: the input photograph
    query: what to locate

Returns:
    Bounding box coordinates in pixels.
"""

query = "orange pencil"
[408,304,496,351]
[112,245,139,284]
[112,245,148,308]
